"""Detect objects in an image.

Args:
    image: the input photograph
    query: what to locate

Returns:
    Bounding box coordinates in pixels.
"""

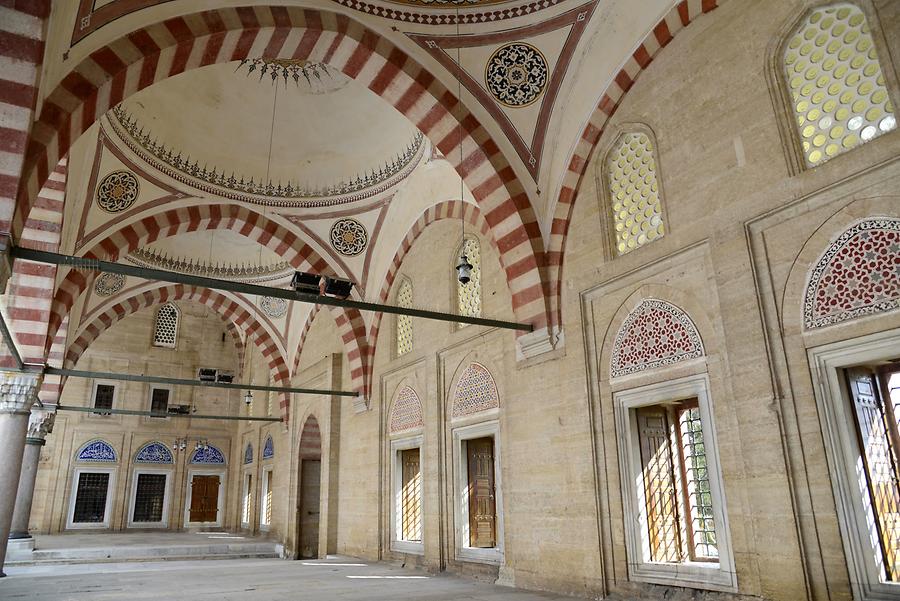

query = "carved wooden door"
[466,437,496,548]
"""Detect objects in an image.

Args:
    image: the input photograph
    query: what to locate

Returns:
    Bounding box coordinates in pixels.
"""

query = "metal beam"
[56,404,281,422]
[47,367,357,397]
[12,247,533,331]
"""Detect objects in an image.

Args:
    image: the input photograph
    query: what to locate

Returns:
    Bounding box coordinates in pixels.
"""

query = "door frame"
[127,467,172,528]
[390,434,424,555]
[184,469,225,528]
[808,328,900,601]
[259,466,274,532]
[452,420,503,564]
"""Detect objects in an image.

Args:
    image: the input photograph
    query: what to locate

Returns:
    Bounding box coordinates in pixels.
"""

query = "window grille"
[607,132,665,255]
[132,473,166,523]
[396,279,413,356]
[93,384,115,415]
[152,303,179,348]
[242,474,253,524]
[73,472,110,523]
[636,400,718,564]
[783,4,895,167]
[456,237,482,327]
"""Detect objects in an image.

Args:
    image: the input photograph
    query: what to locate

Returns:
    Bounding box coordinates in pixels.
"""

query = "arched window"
[152,302,179,348]
[606,131,665,256]
[456,236,482,325]
[783,4,895,167]
[396,278,413,356]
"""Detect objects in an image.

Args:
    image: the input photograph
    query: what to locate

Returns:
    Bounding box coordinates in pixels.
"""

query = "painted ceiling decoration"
[108,106,426,207]
[126,248,293,284]
[485,42,549,108]
[332,0,565,25]
[94,273,126,297]
[260,297,289,319]
[408,0,597,179]
[234,59,349,94]
[330,219,369,256]
[95,169,139,213]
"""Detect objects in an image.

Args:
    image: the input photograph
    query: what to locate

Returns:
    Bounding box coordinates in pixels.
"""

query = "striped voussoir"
[332,307,369,400]
[38,315,67,404]
[0,2,49,232]
[47,203,333,359]
[548,0,721,329]
[291,305,321,377]
[65,284,292,421]
[0,159,66,368]
[365,200,493,393]
[18,5,550,333]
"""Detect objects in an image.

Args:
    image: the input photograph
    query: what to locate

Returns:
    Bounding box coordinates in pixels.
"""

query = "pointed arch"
[548,0,723,331]
[65,284,291,420]
[299,415,322,460]
[18,5,549,333]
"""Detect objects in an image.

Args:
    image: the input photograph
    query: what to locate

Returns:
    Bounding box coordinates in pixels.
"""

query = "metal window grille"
[677,404,718,560]
[400,448,422,541]
[132,473,166,522]
[73,472,110,523]
[93,384,115,415]
[242,474,253,524]
[262,471,273,526]
[150,388,169,417]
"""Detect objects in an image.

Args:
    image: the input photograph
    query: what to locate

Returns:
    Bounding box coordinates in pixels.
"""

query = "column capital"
[0,372,42,414]
[25,406,55,443]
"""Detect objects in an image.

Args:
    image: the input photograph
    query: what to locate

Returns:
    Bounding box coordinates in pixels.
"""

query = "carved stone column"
[6,408,54,559]
[0,372,40,577]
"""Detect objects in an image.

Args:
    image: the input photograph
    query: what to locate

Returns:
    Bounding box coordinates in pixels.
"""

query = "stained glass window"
[457,237,482,326]
[153,303,179,348]
[607,132,665,255]
[784,4,895,167]
[396,279,413,356]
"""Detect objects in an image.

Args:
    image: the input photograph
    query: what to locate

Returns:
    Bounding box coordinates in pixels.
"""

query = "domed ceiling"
[108,59,425,208]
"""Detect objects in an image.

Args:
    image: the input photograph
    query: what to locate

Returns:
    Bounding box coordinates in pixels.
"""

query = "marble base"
[6,536,35,561]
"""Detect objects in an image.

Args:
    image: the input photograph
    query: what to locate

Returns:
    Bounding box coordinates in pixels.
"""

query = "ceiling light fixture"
[454,7,472,287]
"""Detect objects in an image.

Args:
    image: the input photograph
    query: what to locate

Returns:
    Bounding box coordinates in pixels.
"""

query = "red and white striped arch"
[65,284,291,419]
[547,0,722,328]
[366,200,492,376]
[18,5,550,332]
[1,158,66,369]
[291,303,368,398]
[48,203,333,357]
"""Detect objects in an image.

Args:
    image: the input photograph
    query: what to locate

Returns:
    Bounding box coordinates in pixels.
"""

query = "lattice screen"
[607,132,665,255]
[784,4,895,167]
[396,279,413,356]
[152,303,179,348]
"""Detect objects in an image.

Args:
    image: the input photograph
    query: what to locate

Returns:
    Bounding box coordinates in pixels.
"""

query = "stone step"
[9,542,282,566]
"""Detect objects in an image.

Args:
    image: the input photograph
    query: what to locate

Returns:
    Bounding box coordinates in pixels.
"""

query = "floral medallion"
[485,42,548,107]
[330,219,368,256]
[96,170,139,213]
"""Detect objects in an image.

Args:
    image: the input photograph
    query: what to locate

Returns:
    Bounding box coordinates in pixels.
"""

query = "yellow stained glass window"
[784,4,895,167]
[607,133,665,256]
[396,279,413,356]
[457,237,482,327]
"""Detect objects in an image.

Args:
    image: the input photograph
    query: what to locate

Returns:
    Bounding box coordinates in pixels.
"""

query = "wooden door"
[400,448,421,541]
[299,459,321,558]
[466,437,496,548]
[636,406,682,563]
[189,475,220,523]
[847,368,900,581]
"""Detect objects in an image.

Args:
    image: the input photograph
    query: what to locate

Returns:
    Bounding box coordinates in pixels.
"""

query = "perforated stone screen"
[457,237,482,325]
[152,303,179,348]
[390,386,424,433]
[451,363,499,419]
[784,4,895,167]
[396,279,413,356]
[607,132,665,255]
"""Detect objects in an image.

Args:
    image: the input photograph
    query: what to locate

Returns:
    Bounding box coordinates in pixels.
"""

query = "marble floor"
[0,556,583,601]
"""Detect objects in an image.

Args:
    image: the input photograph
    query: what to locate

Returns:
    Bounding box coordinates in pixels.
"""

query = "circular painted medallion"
[330,219,368,256]
[485,42,548,107]
[261,296,288,318]
[94,273,126,296]
[96,170,139,213]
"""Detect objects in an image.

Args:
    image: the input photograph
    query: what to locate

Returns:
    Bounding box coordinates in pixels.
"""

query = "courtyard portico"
[0,0,898,600]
